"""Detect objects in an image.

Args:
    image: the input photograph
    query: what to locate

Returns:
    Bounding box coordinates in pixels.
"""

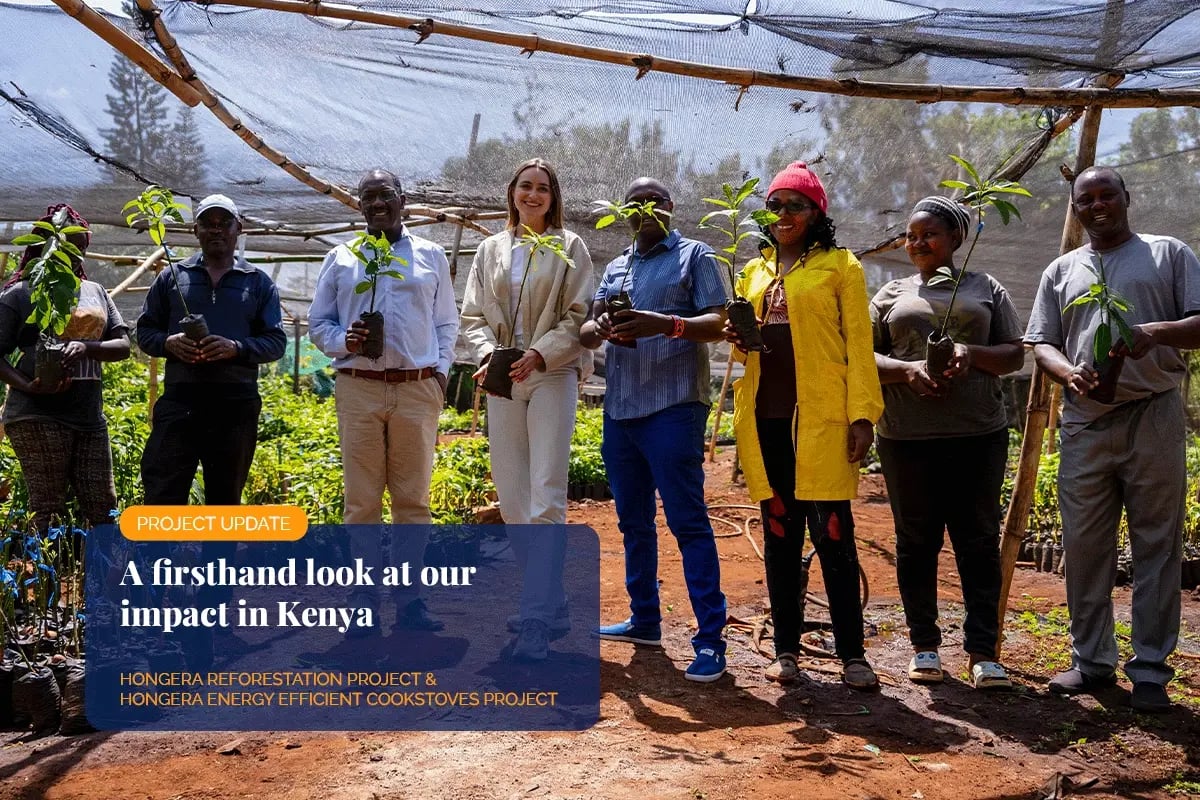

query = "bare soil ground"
[3,450,1200,800]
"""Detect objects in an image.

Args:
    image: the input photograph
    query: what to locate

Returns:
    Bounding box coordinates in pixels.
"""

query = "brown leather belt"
[338,366,435,383]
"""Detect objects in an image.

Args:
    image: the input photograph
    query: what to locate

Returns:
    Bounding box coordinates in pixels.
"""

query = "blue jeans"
[602,402,726,654]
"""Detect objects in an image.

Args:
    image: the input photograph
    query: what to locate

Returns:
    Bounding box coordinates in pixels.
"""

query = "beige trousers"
[335,373,442,603]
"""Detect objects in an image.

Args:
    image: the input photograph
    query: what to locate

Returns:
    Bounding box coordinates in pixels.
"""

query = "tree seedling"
[346,229,406,360]
[698,177,779,351]
[1065,250,1134,403]
[480,226,574,399]
[11,208,87,385]
[927,154,1031,378]
[593,198,671,347]
[124,185,209,341]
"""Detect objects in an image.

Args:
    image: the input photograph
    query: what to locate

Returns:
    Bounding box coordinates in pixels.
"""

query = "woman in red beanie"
[724,162,884,689]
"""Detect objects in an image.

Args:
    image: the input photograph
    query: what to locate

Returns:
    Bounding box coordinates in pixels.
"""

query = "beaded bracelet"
[669,315,686,339]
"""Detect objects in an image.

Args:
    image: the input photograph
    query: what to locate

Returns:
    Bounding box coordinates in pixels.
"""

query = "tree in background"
[1118,108,1200,244]
[99,1,206,192]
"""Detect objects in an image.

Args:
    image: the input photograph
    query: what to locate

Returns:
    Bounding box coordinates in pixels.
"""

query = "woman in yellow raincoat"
[724,162,883,690]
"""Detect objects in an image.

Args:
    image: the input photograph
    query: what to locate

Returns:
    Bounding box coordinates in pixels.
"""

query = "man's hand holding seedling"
[345,319,370,354]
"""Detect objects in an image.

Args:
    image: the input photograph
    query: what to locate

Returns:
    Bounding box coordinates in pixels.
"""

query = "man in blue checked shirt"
[581,177,730,683]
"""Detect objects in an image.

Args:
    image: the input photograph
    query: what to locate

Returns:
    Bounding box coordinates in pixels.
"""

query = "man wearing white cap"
[137,193,287,506]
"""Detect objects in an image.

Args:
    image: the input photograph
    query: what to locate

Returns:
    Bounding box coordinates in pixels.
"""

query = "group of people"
[2,159,1195,710]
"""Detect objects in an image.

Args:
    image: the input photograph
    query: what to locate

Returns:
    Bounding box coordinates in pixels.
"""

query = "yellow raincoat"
[732,246,883,502]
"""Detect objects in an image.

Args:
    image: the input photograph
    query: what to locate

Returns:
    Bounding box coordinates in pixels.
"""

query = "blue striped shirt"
[595,230,729,420]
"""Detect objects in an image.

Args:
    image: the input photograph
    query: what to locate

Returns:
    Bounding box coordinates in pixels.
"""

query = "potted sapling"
[698,177,780,351]
[1065,250,1133,404]
[593,196,671,347]
[480,227,575,399]
[926,155,1031,378]
[346,229,406,360]
[10,208,87,386]
[124,185,209,342]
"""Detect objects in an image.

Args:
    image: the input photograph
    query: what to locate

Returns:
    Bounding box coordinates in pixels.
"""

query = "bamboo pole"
[108,247,164,298]
[292,317,302,395]
[203,0,1200,109]
[148,357,159,420]
[708,356,734,461]
[1045,385,1060,455]
[0,253,8,283]
[468,385,483,437]
[133,0,356,208]
[49,0,201,107]
[995,96,1109,659]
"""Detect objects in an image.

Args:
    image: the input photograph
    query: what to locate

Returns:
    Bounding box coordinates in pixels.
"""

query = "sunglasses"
[765,199,816,215]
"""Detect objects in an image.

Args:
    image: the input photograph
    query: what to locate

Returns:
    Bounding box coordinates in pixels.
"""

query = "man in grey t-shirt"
[1025,166,1200,713]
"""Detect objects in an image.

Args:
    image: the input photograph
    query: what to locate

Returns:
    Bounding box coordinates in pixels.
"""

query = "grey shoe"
[1048,668,1116,696]
[506,605,570,636]
[512,619,550,662]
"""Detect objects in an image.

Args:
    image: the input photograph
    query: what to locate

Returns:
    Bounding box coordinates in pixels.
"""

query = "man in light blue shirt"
[580,177,730,682]
[309,168,459,633]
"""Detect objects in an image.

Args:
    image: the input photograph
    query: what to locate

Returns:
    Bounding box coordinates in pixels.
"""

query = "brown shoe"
[765,653,799,683]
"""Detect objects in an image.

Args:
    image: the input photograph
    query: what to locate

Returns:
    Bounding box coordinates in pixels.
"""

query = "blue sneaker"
[594,618,662,646]
[685,647,726,683]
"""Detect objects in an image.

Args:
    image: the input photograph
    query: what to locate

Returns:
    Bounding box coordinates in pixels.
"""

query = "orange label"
[119,506,308,541]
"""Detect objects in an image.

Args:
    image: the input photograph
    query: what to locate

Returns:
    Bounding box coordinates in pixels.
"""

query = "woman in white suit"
[460,157,593,661]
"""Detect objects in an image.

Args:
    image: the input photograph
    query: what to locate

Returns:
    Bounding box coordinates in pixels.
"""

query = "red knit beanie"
[766,161,828,214]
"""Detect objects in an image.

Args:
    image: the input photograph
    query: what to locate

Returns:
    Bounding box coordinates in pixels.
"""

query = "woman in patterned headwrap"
[0,204,131,530]
[870,195,1025,689]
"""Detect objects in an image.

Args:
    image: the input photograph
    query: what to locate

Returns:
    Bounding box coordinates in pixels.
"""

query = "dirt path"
[4,455,1200,800]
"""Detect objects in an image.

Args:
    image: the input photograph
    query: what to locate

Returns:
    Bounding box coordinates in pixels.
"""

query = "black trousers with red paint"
[757,417,866,662]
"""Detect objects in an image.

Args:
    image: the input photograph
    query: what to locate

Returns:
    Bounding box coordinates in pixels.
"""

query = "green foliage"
[930,154,1031,338]
[506,226,575,346]
[1165,771,1200,796]
[347,229,407,312]
[569,407,607,485]
[123,184,186,250]
[593,197,671,237]
[430,437,495,524]
[1064,251,1135,365]
[124,184,193,315]
[697,177,779,291]
[12,209,86,337]
[515,226,575,270]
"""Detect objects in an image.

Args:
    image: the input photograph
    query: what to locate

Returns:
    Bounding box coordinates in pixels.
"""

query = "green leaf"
[354,280,372,294]
[748,209,779,226]
[926,266,955,287]
[378,270,405,280]
[939,179,970,191]
[991,184,1033,197]
[1066,294,1097,310]
[948,154,981,184]
[595,214,616,229]
[1115,315,1135,345]
[1095,323,1112,363]
[1110,297,1131,313]
[702,197,733,209]
[734,178,760,206]
[10,234,44,246]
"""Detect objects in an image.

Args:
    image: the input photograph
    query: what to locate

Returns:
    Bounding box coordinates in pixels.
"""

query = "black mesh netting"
[5,1,1200,315]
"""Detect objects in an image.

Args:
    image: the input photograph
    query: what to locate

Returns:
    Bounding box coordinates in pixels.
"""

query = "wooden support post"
[709,355,734,461]
[292,317,302,395]
[148,357,159,421]
[996,85,1113,658]
[469,385,483,437]
[1045,385,1060,455]
[0,253,9,283]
